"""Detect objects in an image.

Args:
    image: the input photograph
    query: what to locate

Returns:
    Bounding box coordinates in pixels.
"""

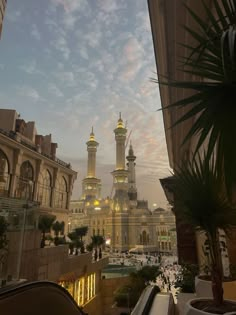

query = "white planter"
[184,298,236,315]
[195,276,212,298]
[195,276,236,301]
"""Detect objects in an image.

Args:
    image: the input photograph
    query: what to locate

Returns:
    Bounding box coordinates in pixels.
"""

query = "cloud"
[17,86,40,102]
[52,35,70,60]
[119,37,144,81]
[48,83,64,97]
[31,24,41,40]
[53,71,76,87]
[6,10,21,23]
[19,60,44,76]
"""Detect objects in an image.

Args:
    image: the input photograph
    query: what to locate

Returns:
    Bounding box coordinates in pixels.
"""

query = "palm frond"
[156,0,236,196]
[174,156,236,234]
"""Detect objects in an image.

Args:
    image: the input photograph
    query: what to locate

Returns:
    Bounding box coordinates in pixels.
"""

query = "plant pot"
[184,298,236,315]
[195,276,212,298]
[195,276,236,301]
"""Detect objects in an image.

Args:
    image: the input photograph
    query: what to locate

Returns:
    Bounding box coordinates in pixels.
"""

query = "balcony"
[0,128,71,169]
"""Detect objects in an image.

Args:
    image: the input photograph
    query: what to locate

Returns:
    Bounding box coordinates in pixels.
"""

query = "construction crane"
[125,130,132,148]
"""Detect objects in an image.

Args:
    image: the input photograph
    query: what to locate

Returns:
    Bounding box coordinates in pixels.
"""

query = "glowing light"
[94,200,100,206]
[106,238,111,245]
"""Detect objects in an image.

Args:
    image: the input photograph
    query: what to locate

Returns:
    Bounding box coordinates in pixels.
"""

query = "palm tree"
[68,227,88,254]
[52,221,61,237]
[91,235,105,260]
[74,226,88,242]
[91,235,104,249]
[38,215,56,248]
[153,0,236,197]
[174,155,236,306]
[52,221,63,246]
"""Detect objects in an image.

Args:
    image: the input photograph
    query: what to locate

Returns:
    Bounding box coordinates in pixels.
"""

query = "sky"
[0,0,170,209]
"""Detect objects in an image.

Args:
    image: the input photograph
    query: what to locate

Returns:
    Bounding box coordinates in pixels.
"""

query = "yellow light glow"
[94,200,100,206]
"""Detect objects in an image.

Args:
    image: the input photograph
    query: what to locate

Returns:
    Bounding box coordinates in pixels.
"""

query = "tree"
[38,215,56,248]
[153,0,236,198]
[130,265,162,287]
[68,227,88,254]
[175,264,199,293]
[74,226,88,242]
[52,221,61,237]
[91,235,104,249]
[52,221,65,245]
[174,155,236,306]
[114,266,161,308]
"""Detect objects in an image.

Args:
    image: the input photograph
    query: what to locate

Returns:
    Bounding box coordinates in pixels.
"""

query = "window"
[55,176,68,208]
[16,160,34,200]
[0,149,10,196]
[37,169,52,207]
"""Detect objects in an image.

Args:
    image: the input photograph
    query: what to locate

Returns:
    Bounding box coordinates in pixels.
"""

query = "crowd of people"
[108,251,181,299]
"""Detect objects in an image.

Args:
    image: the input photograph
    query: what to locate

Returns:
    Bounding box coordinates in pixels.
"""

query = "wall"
[101,276,130,315]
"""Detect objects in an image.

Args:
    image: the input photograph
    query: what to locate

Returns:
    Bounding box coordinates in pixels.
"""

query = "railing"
[0,129,71,169]
[130,285,160,315]
[0,281,87,315]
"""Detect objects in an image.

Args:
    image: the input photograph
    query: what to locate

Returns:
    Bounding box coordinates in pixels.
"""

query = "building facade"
[70,115,177,254]
[0,108,109,315]
[0,109,77,225]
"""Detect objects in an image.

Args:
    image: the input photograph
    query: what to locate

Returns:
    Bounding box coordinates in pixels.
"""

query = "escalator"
[0,281,87,315]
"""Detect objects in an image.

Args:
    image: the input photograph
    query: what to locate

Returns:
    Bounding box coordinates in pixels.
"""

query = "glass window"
[37,169,52,207]
[0,149,10,196]
[16,160,34,200]
[54,176,68,208]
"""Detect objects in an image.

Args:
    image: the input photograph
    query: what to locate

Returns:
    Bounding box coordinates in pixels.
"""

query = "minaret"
[111,113,129,211]
[82,128,101,200]
[126,141,137,201]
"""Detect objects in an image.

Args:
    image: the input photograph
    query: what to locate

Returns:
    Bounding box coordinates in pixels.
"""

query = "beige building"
[70,115,177,255]
[0,0,6,38]
[0,109,77,225]
[0,108,109,315]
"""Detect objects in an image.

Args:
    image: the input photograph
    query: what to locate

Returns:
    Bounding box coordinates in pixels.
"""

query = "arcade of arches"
[0,148,69,209]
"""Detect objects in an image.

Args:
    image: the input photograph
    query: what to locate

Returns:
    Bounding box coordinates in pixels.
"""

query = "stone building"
[0,108,108,315]
[0,108,77,225]
[70,115,177,254]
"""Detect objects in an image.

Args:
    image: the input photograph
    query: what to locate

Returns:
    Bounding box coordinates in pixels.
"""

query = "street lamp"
[68,222,71,233]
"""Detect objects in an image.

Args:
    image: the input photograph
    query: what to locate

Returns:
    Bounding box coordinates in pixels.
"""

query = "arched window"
[37,169,52,207]
[0,149,10,196]
[55,176,68,208]
[142,231,147,245]
[16,160,34,200]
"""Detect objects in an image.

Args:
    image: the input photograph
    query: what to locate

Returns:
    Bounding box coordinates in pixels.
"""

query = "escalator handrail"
[0,280,88,315]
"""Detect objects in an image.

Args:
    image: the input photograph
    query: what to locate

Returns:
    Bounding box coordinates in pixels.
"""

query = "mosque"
[69,114,176,254]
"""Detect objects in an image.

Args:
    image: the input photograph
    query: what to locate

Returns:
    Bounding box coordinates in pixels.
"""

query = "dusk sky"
[0,0,170,208]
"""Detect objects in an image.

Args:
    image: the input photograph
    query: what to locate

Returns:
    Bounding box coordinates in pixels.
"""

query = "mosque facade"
[69,115,176,254]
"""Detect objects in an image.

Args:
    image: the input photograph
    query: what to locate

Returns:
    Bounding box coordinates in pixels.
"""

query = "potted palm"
[38,215,56,248]
[152,1,236,312]
[91,235,105,260]
[174,156,236,314]
[52,221,64,246]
